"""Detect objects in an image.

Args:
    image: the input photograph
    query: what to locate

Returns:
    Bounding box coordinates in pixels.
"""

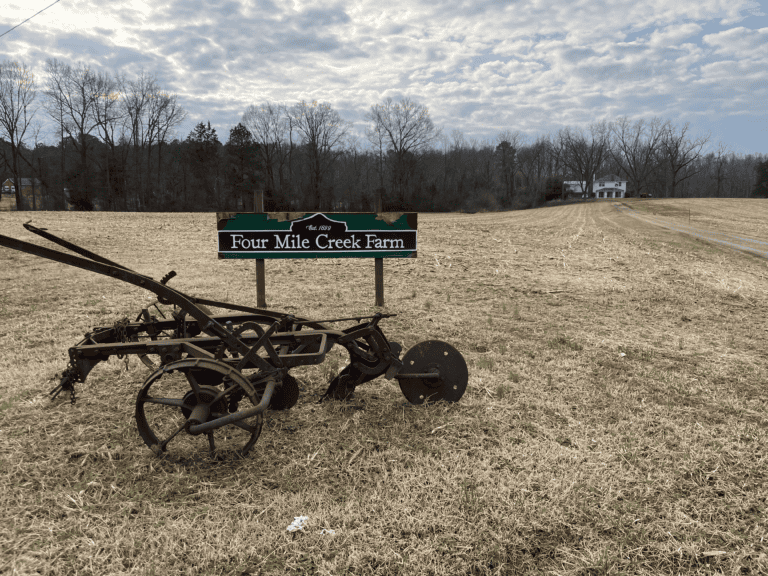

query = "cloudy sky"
[2,0,767,155]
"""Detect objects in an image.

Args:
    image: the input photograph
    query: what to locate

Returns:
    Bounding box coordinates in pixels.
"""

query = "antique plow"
[0,222,468,459]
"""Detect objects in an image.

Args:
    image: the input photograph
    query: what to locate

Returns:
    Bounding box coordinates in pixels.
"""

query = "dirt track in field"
[616,200,768,259]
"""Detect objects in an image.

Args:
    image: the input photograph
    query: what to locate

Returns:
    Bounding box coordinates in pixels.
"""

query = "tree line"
[1,59,766,212]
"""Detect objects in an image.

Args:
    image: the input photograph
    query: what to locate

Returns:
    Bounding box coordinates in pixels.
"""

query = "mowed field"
[1,199,767,575]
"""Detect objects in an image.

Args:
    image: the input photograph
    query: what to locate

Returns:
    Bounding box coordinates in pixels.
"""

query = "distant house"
[562,174,628,199]
[2,178,15,196]
[2,177,43,195]
[1,178,46,210]
[563,181,588,198]
[594,174,627,198]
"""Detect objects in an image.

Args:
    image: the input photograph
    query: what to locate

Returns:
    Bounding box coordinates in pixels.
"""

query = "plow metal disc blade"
[397,340,468,404]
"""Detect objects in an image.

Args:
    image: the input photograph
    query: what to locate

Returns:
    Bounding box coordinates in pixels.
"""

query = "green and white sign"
[217,212,418,259]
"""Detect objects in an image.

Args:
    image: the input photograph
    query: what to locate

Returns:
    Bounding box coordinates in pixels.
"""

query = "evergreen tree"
[186,121,221,208]
[225,123,262,210]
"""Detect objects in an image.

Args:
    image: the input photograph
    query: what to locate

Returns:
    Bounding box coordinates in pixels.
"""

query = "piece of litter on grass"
[619,352,626,357]
[319,529,336,535]
[287,516,309,532]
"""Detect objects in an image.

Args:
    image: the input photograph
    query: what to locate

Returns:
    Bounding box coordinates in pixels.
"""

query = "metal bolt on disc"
[397,340,468,405]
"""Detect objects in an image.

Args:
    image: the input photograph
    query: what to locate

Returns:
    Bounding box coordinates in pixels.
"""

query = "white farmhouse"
[594,174,627,198]
[563,174,628,199]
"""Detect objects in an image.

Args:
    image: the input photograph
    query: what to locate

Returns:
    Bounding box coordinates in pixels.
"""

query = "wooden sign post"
[374,191,383,306]
[216,211,418,307]
[254,190,266,307]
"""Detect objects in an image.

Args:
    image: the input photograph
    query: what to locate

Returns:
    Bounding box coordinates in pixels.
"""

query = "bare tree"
[609,116,667,197]
[43,60,67,208]
[542,134,572,200]
[448,129,468,203]
[365,97,440,208]
[44,59,103,208]
[660,121,710,197]
[142,88,181,207]
[474,139,495,193]
[530,136,553,199]
[494,130,524,205]
[559,121,610,198]
[120,69,159,209]
[513,135,560,204]
[540,133,568,199]
[90,71,123,147]
[287,100,351,210]
[365,117,388,206]
[726,152,762,198]
[0,61,37,209]
[451,128,466,156]
[241,102,289,200]
[337,135,366,210]
[91,70,125,209]
[709,141,730,197]
[154,93,186,201]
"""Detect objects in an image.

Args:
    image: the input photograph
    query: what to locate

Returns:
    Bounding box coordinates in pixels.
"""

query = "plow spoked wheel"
[135,358,263,460]
[397,340,469,405]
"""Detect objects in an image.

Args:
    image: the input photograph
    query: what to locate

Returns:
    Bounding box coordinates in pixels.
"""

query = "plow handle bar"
[0,227,276,370]
[22,221,134,271]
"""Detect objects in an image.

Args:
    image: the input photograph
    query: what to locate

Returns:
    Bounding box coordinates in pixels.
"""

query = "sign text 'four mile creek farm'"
[217,212,417,259]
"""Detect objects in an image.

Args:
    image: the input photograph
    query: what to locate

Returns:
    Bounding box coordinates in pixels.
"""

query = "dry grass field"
[1,199,767,575]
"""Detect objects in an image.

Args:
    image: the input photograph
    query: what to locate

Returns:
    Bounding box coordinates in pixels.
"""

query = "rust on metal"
[0,222,468,460]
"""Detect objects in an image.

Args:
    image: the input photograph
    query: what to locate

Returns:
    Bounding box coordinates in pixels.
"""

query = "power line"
[0,0,63,40]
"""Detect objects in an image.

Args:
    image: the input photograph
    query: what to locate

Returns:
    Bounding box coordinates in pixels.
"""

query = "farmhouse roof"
[596,174,624,182]
[2,178,43,186]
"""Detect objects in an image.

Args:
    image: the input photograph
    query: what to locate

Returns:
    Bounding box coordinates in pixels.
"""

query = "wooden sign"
[216,211,418,307]
[216,212,417,259]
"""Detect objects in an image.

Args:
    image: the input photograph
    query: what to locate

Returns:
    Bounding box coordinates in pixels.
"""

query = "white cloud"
[702,26,768,59]
[0,0,766,153]
[648,23,703,47]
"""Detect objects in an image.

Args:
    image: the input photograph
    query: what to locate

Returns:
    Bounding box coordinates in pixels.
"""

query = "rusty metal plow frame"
[0,222,468,459]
